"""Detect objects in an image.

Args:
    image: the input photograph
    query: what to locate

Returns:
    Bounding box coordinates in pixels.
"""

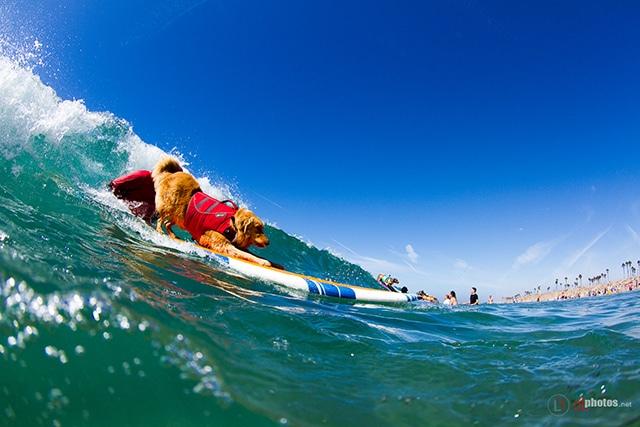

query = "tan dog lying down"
[152,156,280,268]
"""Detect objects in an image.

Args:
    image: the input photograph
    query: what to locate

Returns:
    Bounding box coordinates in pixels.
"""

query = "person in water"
[469,287,479,305]
[449,290,458,306]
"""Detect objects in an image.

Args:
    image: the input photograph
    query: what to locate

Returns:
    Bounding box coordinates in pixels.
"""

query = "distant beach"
[513,277,640,303]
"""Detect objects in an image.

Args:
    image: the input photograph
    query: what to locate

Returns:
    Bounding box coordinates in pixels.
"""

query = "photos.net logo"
[548,394,627,416]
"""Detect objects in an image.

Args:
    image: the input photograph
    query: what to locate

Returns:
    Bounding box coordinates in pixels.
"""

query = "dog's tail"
[152,156,183,179]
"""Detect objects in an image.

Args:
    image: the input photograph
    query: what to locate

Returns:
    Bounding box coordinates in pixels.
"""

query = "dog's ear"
[244,215,259,234]
[240,211,255,234]
[231,209,253,234]
[242,217,255,234]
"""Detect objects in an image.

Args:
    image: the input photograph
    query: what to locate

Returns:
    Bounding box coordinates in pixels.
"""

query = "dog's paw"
[260,259,284,270]
[257,259,271,267]
[257,258,284,270]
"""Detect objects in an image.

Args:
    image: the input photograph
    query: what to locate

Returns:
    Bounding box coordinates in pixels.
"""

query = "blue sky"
[5,0,640,300]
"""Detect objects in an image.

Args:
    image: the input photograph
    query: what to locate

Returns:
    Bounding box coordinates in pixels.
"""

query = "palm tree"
[579,274,583,287]
[623,261,632,278]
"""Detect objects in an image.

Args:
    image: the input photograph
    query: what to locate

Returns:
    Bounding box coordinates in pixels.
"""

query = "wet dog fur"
[152,156,278,268]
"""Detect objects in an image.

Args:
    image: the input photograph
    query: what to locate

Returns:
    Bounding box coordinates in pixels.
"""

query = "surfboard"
[173,238,419,304]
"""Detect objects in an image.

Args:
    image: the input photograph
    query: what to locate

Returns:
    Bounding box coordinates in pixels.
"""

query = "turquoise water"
[1,55,639,427]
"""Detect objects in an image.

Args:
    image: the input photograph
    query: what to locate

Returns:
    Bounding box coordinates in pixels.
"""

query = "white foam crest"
[33,99,109,144]
[116,135,168,172]
[0,54,166,180]
[0,56,107,148]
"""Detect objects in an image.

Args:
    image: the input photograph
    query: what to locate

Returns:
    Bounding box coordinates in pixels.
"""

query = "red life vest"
[109,170,156,224]
[184,192,238,242]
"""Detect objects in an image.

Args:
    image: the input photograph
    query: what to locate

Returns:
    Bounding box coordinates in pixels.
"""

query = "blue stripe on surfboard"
[305,279,356,299]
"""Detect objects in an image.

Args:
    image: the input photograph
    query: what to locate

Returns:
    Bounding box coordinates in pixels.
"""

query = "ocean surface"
[1,55,639,427]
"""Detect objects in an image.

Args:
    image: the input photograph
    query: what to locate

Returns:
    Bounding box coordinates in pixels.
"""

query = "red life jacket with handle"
[184,192,238,242]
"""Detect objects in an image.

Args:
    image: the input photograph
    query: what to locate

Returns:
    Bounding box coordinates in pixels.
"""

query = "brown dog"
[152,156,278,268]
